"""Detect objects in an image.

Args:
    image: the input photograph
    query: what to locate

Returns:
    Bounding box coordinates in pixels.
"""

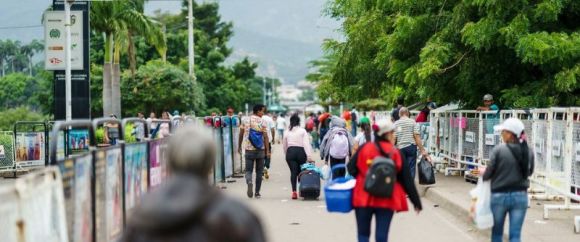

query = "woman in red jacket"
[348,119,423,242]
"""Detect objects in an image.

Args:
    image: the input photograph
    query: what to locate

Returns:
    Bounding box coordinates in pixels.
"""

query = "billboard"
[44,11,84,70]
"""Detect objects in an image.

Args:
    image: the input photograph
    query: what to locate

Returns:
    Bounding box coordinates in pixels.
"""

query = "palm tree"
[20,40,44,76]
[91,0,166,117]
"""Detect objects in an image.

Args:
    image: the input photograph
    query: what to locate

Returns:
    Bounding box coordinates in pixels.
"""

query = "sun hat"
[494,118,525,138]
[373,119,396,136]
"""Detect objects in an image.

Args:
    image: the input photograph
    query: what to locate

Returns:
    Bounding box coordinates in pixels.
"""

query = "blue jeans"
[490,191,528,242]
[355,208,394,242]
[400,144,417,179]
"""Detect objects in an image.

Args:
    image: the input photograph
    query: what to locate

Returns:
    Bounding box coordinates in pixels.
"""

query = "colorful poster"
[150,139,168,188]
[106,148,123,241]
[124,143,148,212]
[15,132,45,167]
[73,155,93,242]
[68,129,89,155]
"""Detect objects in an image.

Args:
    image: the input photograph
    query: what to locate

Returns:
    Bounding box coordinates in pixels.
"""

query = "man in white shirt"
[261,109,276,179]
[276,114,287,144]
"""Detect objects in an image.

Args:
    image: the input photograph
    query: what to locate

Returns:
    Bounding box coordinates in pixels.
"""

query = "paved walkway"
[224,144,487,242]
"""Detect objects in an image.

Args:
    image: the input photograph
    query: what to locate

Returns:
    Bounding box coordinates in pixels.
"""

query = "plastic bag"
[321,164,331,180]
[469,177,493,230]
[418,157,435,185]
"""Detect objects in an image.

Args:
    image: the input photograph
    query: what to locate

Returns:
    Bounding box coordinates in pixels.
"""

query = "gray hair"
[399,107,409,117]
[166,124,216,178]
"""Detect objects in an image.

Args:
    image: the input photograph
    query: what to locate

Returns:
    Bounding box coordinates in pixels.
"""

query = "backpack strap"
[505,144,527,177]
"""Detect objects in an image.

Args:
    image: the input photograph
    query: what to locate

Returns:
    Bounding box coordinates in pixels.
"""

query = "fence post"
[478,112,484,166]
[564,108,574,207]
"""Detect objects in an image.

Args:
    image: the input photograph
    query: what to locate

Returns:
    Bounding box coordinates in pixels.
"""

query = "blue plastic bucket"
[324,164,354,213]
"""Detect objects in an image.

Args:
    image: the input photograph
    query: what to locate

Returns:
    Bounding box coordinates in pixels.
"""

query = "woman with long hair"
[482,118,534,242]
[283,114,313,199]
[353,121,373,152]
[348,119,422,242]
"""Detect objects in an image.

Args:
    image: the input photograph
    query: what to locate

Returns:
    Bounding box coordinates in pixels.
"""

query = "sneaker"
[291,192,298,200]
[247,183,253,198]
[255,193,262,199]
[264,169,270,179]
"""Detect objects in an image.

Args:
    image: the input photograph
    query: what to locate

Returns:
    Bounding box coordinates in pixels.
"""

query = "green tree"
[315,0,580,108]
[91,0,166,117]
[121,60,205,116]
[0,107,45,130]
[0,73,41,110]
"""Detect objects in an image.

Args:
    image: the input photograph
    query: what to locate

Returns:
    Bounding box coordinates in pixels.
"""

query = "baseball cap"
[494,118,525,138]
[373,120,396,136]
[483,94,493,101]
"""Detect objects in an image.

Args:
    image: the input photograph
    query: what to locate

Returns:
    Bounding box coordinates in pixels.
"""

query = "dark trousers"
[400,144,418,179]
[264,142,272,169]
[330,157,346,179]
[286,147,307,191]
[245,150,265,193]
[355,208,395,242]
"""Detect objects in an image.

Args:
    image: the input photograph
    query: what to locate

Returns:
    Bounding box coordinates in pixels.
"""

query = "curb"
[420,185,494,239]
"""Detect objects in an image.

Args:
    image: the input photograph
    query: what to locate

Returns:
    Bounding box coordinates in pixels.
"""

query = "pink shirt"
[283,127,313,160]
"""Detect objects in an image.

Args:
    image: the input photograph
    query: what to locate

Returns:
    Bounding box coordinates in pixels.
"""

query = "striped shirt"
[395,116,419,149]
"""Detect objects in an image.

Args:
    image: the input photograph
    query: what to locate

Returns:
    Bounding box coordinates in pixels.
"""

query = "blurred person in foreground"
[482,118,534,242]
[122,124,266,242]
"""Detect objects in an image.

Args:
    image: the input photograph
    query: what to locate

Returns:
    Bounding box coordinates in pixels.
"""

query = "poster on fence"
[149,140,168,188]
[576,143,580,162]
[59,154,93,242]
[106,148,123,241]
[125,143,148,212]
[223,126,233,177]
[485,134,495,146]
[15,132,45,166]
[465,131,475,143]
[69,129,90,155]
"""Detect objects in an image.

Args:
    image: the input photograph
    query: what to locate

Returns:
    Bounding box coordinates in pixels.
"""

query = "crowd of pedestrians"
[120,94,532,242]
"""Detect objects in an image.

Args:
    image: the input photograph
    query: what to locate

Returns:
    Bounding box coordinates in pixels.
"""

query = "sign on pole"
[44,11,84,70]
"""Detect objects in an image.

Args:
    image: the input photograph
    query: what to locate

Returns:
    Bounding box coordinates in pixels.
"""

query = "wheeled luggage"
[298,170,321,199]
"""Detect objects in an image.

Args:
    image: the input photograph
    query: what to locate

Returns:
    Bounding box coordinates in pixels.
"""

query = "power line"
[0,25,43,30]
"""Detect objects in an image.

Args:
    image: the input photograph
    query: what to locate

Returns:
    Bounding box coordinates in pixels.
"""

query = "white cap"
[483,94,493,101]
[374,119,396,136]
[494,118,525,138]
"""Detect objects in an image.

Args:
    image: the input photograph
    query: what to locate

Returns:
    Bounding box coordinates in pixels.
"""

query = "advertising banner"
[44,11,84,70]
[69,129,90,155]
[15,132,45,167]
[59,154,93,242]
[124,143,148,212]
[149,140,168,188]
[95,148,123,242]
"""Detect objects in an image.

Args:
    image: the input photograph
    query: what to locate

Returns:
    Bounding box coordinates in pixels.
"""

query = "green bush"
[0,107,45,131]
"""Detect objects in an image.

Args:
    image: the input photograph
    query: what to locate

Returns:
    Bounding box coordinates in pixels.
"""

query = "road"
[224,144,488,242]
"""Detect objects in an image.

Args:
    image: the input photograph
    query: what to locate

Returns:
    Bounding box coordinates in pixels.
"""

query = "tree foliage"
[311,0,580,108]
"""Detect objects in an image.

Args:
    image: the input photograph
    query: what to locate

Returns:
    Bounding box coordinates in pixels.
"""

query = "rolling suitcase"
[298,170,321,199]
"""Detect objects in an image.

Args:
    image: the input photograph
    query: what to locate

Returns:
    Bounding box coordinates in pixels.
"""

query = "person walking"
[353,120,373,152]
[320,117,353,178]
[276,113,287,144]
[348,119,422,242]
[238,104,270,199]
[122,124,266,242]
[394,107,430,179]
[283,114,313,200]
[261,110,276,179]
[391,97,404,122]
[351,108,359,137]
[482,118,534,242]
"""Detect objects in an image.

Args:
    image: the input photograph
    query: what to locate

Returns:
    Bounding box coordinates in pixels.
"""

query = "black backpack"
[363,142,397,198]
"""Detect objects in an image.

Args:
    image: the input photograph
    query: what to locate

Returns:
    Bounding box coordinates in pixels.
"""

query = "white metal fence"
[0,167,68,242]
[428,107,580,226]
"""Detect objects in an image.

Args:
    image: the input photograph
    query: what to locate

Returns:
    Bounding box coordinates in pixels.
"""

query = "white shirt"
[262,115,275,143]
[276,117,287,130]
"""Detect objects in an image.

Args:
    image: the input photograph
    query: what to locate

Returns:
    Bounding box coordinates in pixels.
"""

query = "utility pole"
[188,0,195,78]
[65,0,73,121]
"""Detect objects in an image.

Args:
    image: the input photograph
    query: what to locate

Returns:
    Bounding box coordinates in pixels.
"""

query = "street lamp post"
[262,77,266,105]
[65,0,74,121]
[188,0,195,78]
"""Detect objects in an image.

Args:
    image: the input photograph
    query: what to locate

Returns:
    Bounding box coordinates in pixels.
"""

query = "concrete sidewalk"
[423,173,580,242]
